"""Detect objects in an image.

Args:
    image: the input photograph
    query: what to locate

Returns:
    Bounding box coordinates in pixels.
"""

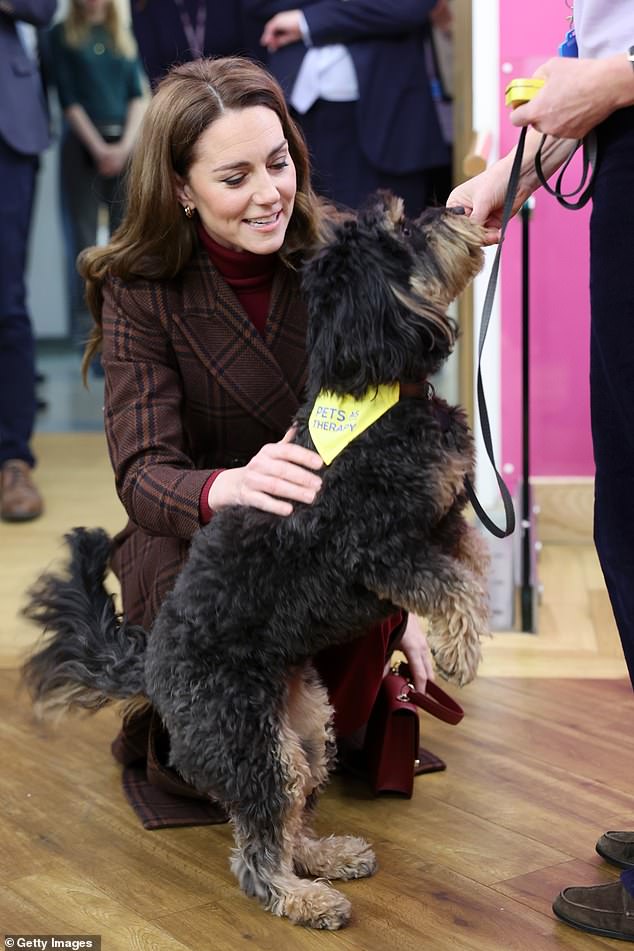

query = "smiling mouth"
[243,210,282,228]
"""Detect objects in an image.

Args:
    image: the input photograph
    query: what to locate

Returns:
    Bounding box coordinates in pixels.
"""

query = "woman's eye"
[223,160,287,186]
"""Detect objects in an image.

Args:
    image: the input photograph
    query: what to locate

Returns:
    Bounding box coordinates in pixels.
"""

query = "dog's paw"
[294,834,377,880]
[270,879,352,929]
[428,619,483,687]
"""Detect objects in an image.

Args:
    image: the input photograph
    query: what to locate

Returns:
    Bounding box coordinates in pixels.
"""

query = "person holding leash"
[447,1,634,941]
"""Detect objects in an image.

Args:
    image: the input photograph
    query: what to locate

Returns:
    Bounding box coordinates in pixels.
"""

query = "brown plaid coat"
[102,247,309,629]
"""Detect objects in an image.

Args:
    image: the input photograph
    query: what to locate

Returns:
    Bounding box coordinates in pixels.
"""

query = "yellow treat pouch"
[309,383,400,465]
[504,77,545,108]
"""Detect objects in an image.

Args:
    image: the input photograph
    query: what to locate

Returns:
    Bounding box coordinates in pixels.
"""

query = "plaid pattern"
[112,709,229,829]
[120,765,229,830]
[102,250,309,628]
[102,251,308,542]
[102,251,308,826]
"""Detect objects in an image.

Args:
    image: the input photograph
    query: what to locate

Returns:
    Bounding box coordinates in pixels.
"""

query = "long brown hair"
[64,0,137,59]
[80,56,324,377]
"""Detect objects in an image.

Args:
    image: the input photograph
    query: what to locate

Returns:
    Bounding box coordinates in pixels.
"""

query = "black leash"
[534,132,597,210]
[464,127,529,539]
[465,126,597,539]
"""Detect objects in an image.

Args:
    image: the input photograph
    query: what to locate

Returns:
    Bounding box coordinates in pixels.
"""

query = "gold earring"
[184,204,194,218]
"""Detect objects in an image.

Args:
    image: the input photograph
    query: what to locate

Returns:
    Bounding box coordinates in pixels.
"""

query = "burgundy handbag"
[363,662,464,797]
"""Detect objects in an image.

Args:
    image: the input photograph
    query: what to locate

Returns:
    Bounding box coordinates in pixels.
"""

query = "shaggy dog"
[23,192,489,930]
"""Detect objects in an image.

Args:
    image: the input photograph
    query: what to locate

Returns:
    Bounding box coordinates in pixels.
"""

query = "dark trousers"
[0,136,38,468]
[61,129,126,345]
[294,99,449,216]
[590,106,634,690]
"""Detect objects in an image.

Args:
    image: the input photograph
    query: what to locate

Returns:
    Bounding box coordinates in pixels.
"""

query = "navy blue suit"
[245,0,450,211]
[131,0,263,88]
[0,0,55,469]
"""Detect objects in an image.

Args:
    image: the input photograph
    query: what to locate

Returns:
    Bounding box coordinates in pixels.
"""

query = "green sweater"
[49,21,143,126]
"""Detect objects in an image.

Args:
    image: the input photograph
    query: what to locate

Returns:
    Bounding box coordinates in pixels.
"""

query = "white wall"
[471,0,503,510]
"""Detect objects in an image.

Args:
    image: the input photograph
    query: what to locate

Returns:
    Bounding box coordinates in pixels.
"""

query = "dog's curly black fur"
[22,192,489,929]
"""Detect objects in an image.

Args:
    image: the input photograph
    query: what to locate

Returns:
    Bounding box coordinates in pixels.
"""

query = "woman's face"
[77,0,109,21]
[177,106,297,254]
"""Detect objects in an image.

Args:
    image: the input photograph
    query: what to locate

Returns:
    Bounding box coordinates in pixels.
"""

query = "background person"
[245,0,450,214]
[48,0,145,347]
[131,0,262,88]
[447,3,634,940]
[0,0,56,522]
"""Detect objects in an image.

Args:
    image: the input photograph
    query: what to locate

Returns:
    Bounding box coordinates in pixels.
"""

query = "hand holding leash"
[510,55,632,140]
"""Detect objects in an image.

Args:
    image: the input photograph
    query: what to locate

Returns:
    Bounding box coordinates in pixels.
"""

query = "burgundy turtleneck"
[196,225,278,524]
[197,223,276,337]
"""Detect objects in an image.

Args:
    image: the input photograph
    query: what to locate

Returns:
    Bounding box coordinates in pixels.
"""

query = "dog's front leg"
[454,522,491,584]
[362,547,489,686]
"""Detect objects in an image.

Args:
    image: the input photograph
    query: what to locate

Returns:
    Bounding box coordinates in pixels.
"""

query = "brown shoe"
[597,832,634,870]
[0,459,44,522]
[552,881,634,942]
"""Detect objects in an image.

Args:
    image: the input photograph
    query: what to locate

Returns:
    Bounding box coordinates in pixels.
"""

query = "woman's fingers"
[279,428,324,467]
[209,431,324,515]
[274,442,324,474]
[228,432,324,514]
[244,468,321,506]
[399,615,436,694]
[243,491,294,517]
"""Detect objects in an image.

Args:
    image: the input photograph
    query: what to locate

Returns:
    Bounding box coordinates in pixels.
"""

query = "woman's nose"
[252,172,280,206]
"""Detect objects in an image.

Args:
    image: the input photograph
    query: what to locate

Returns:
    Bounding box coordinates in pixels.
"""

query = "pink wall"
[498,2,594,485]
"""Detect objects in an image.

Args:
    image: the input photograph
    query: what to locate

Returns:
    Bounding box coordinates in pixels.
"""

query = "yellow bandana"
[308,383,399,465]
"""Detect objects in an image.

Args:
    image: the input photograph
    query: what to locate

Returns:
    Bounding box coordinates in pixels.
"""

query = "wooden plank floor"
[1,670,633,948]
[1,432,633,947]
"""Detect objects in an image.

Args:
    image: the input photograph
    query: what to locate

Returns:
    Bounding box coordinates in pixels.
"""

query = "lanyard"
[173,0,206,59]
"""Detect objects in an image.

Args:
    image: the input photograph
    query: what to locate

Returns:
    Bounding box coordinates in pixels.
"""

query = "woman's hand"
[447,157,532,245]
[95,142,128,178]
[430,0,452,34]
[208,428,323,516]
[398,615,435,694]
[447,125,576,245]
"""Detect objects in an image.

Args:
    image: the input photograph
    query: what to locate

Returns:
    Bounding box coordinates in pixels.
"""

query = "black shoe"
[596,832,634,871]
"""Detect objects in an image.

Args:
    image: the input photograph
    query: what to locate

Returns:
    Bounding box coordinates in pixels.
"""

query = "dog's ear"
[302,191,453,396]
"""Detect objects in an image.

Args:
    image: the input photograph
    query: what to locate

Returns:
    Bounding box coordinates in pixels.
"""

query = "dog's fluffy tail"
[22,527,147,720]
